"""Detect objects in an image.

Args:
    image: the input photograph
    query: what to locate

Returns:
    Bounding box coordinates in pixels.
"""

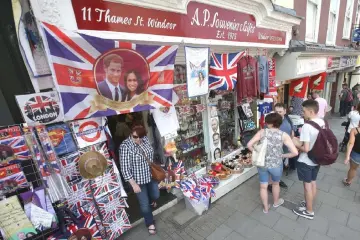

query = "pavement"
[120,115,360,240]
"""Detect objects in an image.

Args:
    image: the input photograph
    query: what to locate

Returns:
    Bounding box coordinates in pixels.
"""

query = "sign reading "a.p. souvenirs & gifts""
[71,0,286,45]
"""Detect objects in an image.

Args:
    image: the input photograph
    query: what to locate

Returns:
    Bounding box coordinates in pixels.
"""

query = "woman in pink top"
[312,91,327,118]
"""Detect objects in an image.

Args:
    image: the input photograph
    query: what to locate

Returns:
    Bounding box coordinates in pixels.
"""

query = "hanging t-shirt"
[151,106,180,137]
[237,56,259,103]
[258,102,273,128]
[258,56,269,94]
[258,102,273,115]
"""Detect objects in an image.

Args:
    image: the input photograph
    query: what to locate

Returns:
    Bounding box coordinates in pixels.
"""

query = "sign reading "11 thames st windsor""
[71,0,286,45]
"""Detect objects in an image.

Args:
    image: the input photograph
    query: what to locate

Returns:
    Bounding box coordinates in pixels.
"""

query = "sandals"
[151,201,157,208]
[148,225,156,235]
[343,179,351,186]
[263,204,271,214]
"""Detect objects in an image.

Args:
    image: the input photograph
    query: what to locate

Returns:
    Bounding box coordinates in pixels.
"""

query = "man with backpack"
[339,84,353,117]
[292,100,338,219]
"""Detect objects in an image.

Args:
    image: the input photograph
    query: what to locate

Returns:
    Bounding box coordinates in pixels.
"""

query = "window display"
[215,91,239,157]
[173,65,207,172]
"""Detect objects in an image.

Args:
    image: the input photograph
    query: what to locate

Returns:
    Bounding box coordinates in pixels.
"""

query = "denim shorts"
[297,162,320,183]
[257,166,283,184]
[350,151,360,164]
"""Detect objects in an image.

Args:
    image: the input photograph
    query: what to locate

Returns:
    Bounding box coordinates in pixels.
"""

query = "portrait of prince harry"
[97,54,126,101]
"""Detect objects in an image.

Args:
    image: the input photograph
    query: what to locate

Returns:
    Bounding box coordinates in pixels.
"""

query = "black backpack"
[306,121,338,165]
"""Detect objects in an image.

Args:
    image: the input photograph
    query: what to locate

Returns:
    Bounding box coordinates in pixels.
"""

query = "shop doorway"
[106,112,176,223]
[330,80,338,113]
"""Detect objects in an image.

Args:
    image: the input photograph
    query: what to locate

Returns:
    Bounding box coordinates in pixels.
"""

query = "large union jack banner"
[208,52,245,90]
[41,23,178,120]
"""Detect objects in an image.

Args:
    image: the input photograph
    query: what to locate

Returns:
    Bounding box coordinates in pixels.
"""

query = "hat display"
[78,151,107,179]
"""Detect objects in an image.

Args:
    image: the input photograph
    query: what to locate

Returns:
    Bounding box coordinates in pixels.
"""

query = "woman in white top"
[348,104,360,133]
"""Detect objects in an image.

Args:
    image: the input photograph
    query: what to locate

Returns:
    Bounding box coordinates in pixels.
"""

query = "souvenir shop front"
[0,0,300,239]
[275,45,359,114]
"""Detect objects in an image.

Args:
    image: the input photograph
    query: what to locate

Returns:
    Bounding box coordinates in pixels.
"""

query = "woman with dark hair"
[214,148,221,160]
[124,70,144,101]
[119,125,159,235]
[197,71,205,86]
[247,113,298,213]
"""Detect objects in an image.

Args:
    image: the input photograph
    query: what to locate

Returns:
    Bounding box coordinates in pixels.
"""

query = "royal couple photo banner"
[41,22,178,120]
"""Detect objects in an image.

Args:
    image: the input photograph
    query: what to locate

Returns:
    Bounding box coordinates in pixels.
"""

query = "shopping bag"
[251,131,267,167]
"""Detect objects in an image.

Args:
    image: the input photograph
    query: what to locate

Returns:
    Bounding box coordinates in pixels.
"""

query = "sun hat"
[78,151,107,179]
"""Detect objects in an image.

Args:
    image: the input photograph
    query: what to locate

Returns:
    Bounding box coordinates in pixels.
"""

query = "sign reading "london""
[71,0,286,45]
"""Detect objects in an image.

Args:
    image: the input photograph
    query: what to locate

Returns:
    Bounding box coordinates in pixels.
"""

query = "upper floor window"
[355,0,360,26]
[306,0,322,42]
[343,0,355,39]
[326,0,340,45]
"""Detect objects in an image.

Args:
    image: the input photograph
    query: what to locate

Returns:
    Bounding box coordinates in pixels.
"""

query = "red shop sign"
[71,0,286,45]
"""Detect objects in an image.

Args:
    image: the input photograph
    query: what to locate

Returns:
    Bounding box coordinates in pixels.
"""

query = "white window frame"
[326,0,341,45]
[343,0,355,39]
[355,0,360,26]
[305,0,322,43]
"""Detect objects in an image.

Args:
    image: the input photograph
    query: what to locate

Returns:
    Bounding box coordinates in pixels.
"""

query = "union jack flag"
[209,52,245,90]
[0,171,29,193]
[24,95,59,116]
[41,23,178,120]
[0,126,31,163]
[65,180,93,215]
[0,136,31,162]
[90,167,121,199]
[96,190,128,222]
[59,152,82,184]
[103,209,131,239]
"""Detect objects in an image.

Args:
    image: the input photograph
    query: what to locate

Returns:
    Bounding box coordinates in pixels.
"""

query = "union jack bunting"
[90,167,122,199]
[209,52,245,90]
[103,209,131,239]
[96,190,128,222]
[41,22,178,120]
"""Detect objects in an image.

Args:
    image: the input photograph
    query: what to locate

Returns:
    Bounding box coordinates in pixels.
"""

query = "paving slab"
[224,231,248,240]
[173,209,197,226]
[317,203,349,225]
[273,216,308,240]
[244,223,284,240]
[296,214,329,235]
[329,185,356,201]
[326,222,360,239]
[304,229,333,240]
[206,224,233,240]
[347,213,360,232]
[249,205,281,228]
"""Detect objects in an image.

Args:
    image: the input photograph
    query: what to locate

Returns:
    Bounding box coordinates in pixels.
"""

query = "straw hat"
[78,151,107,179]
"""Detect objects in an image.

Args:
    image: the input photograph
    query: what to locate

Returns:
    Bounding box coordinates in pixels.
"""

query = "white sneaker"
[273,198,285,208]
